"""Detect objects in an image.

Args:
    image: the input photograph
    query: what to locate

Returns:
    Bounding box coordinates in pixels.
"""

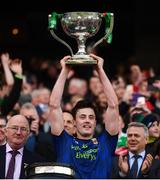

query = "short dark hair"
[72,100,98,120]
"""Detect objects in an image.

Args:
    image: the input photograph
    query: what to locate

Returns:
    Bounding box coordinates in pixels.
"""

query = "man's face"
[63,112,75,135]
[149,121,160,138]
[39,90,50,104]
[0,118,6,144]
[89,77,103,96]
[5,115,30,150]
[75,108,96,139]
[127,126,147,154]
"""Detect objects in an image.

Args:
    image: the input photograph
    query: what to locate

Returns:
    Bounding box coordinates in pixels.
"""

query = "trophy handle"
[93,12,114,49]
[48,12,74,56]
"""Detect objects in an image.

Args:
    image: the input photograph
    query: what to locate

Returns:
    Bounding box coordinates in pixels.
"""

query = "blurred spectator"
[67,78,88,97]
[38,88,51,105]
[20,102,39,152]
[33,59,59,90]
[18,93,32,107]
[0,53,23,116]
[31,89,41,106]
[97,92,108,110]
[129,96,151,123]
[129,64,144,88]
[63,77,88,111]
[36,103,50,133]
[111,75,126,103]
[89,76,103,98]
[64,94,84,111]
[141,113,160,157]
[63,111,76,136]
[0,115,7,145]
[138,80,150,98]
[20,102,56,161]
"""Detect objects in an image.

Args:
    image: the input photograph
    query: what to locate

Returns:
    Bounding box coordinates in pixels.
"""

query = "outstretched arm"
[90,54,119,135]
[1,53,14,86]
[49,56,72,135]
[1,59,23,116]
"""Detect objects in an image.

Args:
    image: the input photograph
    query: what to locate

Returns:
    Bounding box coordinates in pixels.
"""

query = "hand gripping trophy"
[48,11,114,65]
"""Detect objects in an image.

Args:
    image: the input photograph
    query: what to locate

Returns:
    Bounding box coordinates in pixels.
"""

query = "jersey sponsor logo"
[71,144,98,161]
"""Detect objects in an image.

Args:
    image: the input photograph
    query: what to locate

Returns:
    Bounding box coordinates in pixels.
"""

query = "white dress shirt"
[5,143,24,179]
[128,150,146,175]
[119,150,146,177]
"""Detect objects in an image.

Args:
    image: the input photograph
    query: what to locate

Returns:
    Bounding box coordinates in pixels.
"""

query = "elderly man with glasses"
[0,114,45,179]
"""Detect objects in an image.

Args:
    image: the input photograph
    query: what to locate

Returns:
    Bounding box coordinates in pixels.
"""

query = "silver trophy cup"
[48,11,114,65]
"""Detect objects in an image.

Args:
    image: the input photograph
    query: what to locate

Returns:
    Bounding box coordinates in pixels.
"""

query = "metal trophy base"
[65,54,97,65]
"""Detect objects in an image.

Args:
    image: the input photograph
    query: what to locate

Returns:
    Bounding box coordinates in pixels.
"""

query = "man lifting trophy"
[48,11,114,65]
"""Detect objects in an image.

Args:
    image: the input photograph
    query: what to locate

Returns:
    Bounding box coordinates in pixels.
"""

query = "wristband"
[15,73,23,79]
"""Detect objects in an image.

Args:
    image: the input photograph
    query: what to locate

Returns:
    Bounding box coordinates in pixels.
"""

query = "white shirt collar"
[6,143,24,155]
[129,150,145,159]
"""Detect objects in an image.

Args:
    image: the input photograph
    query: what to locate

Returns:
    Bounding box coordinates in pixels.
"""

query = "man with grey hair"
[111,122,160,179]
[0,114,45,179]
[20,102,39,136]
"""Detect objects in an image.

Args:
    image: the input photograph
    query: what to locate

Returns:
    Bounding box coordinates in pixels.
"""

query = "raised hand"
[1,52,14,86]
[141,154,153,174]
[60,55,75,78]
[10,58,22,75]
[118,155,129,174]
[30,119,39,135]
[1,53,10,66]
[60,55,71,69]
[89,53,104,70]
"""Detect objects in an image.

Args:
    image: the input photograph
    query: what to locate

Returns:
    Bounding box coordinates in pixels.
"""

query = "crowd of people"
[0,51,160,179]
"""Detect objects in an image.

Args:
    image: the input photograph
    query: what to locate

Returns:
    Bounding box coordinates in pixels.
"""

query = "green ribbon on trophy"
[48,11,114,65]
[104,13,113,44]
[48,12,58,29]
[92,12,114,49]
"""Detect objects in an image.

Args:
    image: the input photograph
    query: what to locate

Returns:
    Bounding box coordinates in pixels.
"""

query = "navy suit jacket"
[0,144,45,179]
[110,153,160,179]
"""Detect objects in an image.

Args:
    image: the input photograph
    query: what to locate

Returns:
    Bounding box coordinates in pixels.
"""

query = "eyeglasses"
[7,126,29,133]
